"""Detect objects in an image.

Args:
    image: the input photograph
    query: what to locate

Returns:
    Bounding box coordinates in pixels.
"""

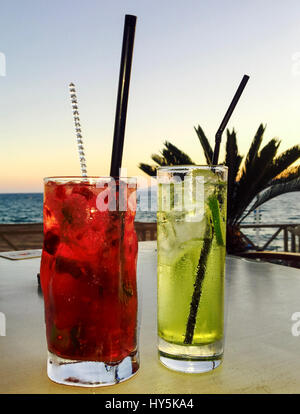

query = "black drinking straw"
[212,74,250,165]
[110,14,137,178]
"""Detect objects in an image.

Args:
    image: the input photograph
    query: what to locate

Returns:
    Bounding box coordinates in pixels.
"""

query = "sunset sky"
[1,0,300,192]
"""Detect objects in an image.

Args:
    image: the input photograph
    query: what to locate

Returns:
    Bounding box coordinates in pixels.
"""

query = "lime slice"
[208,195,224,246]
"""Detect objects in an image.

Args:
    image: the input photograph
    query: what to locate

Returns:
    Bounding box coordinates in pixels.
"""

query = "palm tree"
[139,124,300,253]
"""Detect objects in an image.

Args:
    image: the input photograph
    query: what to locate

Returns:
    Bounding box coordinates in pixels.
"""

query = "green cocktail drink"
[157,166,227,373]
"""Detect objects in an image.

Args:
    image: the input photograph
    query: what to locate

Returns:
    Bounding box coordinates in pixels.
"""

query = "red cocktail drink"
[40,177,139,386]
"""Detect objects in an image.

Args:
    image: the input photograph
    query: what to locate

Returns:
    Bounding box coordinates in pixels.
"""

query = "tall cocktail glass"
[157,166,228,373]
[40,176,139,386]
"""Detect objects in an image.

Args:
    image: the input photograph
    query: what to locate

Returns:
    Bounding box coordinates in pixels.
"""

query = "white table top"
[1,241,300,394]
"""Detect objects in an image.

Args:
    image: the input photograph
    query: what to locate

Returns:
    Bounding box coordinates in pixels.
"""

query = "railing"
[0,223,44,251]
[240,223,300,252]
[0,222,299,259]
[0,222,158,252]
[134,222,157,241]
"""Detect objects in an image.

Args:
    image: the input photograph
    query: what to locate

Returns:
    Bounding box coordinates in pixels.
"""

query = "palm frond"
[139,122,300,240]
[272,164,300,185]
[138,163,157,176]
[232,138,280,223]
[194,125,213,165]
[161,141,195,165]
[241,177,300,221]
[264,146,300,187]
[151,154,168,166]
[240,123,265,175]
[231,124,266,220]
[225,128,243,203]
[138,141,194,177]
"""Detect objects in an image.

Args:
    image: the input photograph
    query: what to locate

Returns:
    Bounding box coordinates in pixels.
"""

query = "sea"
[0,190,299,251]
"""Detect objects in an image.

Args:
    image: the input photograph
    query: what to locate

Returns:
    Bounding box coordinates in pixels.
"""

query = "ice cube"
[60,195,89,226]
[71,185,94,200]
